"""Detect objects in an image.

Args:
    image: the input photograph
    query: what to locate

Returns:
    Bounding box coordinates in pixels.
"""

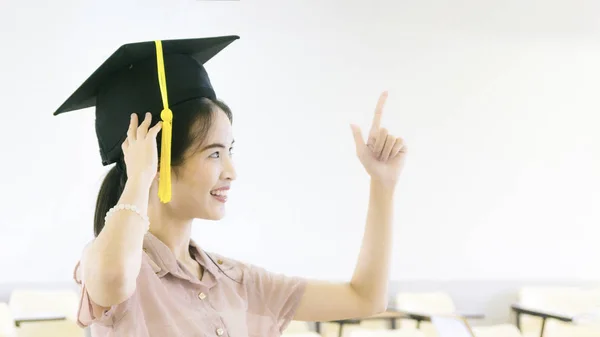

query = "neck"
[148,203,194,263]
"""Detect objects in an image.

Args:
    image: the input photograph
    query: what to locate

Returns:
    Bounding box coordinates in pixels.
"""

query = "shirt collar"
[189,237,222,279]
[142,232,222,284]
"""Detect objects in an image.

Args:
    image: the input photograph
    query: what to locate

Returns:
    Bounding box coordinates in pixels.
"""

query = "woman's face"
[169,107,236,220]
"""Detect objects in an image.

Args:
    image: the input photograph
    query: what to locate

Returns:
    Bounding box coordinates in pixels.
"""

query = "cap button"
[161,108,173,122]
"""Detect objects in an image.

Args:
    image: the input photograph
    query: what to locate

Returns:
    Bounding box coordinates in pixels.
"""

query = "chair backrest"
[348,328,426,337]
[395,292,457,315]
[8,289,80,321]
[518,286,587,312]
[395,292,457,336]
[0,303,16,337]
[471,324,523,337]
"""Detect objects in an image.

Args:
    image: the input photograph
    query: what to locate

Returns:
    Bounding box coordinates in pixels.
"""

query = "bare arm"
[349,180,394,311]
[82,179,151,308]
[81,113,161,309]
[294,180,395,321]
[294,91,406,322]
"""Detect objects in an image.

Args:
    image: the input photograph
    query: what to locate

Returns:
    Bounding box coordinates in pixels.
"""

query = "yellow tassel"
[155,40,172,203]
[158,108,172,203]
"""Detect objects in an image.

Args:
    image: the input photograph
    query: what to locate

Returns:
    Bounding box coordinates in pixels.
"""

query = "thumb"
[350,124,365,151]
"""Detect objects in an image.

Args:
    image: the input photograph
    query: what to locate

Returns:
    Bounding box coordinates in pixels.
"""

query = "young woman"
[56,36,407,336]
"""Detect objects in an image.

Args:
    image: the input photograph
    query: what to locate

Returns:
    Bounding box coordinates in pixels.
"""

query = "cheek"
[186,163,222,193]
[172,175,210,210]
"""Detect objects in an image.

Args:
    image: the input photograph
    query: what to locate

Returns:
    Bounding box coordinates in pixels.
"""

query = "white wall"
[0,0,599,284]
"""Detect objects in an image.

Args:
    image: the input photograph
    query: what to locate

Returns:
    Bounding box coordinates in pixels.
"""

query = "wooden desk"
[314,309,485,337]
[511,304,575,337]
[314,310,420,337]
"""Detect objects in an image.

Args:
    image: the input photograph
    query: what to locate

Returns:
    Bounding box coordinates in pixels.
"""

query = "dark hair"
[93,98,233,237]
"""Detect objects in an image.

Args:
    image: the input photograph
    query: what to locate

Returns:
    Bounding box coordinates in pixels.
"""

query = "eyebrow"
[200,140,235,152]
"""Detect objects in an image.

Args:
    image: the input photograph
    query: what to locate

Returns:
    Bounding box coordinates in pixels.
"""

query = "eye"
[229,147,234,156]
[209,151,220,158]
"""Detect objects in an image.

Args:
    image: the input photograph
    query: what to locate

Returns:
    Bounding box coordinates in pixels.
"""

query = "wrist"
[126,175,154,190]
[370,178,396,196]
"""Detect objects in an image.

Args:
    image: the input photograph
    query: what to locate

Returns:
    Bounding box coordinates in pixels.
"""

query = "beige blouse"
[73,232,308,337]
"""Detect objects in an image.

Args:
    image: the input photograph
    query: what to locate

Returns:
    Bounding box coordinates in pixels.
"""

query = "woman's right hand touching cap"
[122,112,163,187]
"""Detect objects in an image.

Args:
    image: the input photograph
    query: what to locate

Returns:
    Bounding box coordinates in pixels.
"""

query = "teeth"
[211,190,227,197]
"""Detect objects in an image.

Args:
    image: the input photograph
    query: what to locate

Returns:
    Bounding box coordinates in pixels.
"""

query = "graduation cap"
[53,35,240,203]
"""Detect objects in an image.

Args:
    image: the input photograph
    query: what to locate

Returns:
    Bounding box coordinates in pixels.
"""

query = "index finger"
[370,91,388,134]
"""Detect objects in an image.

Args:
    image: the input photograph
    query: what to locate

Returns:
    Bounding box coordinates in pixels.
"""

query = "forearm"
[349,178,395,312]
[83,178,150,306]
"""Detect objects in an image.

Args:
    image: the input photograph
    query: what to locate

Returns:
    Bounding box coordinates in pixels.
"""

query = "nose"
[221,155,237,181]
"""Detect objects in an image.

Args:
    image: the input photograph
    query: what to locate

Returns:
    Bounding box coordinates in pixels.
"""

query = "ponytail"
[93,161,127,237]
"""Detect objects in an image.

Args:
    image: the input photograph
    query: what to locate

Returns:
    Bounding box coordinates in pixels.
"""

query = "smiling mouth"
[210,189,228,202]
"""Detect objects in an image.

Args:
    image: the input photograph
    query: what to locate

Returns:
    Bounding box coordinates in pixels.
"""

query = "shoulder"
[204,252,305,289]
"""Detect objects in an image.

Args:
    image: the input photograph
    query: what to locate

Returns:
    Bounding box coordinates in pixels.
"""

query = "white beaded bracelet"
[105,204,150,228]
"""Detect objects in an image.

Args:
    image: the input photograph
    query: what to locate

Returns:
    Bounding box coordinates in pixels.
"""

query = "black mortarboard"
[53,35,240,203]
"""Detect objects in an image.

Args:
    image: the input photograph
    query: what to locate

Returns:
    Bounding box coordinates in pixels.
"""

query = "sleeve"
[245,264,308,333]
[72,252,132,328]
